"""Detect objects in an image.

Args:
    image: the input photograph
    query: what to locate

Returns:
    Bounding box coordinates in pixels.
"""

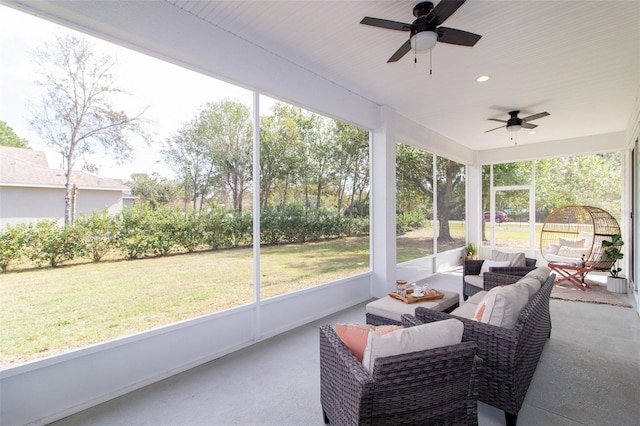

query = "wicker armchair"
[319,323,483,425]
[415,274,554,426]
[463,258,537,300]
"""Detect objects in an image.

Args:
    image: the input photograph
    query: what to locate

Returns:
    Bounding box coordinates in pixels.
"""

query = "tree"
[127,173,181,208]
[332,121,369,215]
[259,103,304,210]
[395,144,465,241]
[436,157,465,241]
[205,100,253,212]
[163,99,252,214]
[0,121,29,148]
[29,32,148,225]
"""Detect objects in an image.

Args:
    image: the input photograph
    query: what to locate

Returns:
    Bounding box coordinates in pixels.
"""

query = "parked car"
[484,210,508,223]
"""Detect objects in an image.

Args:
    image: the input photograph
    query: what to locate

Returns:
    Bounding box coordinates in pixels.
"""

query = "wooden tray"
[389,289,445,304]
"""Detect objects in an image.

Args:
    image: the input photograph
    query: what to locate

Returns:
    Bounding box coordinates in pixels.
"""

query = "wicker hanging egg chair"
[540,205,620,270]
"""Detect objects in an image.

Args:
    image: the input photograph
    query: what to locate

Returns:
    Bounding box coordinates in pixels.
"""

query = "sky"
[0,5,255,181]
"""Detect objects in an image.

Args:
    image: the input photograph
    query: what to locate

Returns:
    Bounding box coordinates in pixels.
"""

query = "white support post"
[370,107,397,298]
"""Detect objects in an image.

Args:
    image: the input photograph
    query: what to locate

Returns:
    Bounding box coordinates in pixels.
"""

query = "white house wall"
[0,186,125,227]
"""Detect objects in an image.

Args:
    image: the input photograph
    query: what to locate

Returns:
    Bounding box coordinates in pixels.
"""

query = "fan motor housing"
[413,2,434,18]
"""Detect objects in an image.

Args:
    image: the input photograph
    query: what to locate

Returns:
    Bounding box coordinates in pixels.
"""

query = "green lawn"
[0,224,539,368]
[0,236,369,368]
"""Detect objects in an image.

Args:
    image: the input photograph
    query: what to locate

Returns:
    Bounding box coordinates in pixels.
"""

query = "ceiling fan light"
[410,31,437,51]
[507,124,522,133]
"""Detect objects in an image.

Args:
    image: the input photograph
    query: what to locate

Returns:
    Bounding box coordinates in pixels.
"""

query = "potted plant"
[466,243,478,260]
[602,234,627,293]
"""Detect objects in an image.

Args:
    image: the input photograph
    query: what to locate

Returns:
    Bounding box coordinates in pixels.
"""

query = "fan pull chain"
[429,49,433,78]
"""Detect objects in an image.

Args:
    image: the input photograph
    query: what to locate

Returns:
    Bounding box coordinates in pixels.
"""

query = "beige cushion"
[491,250,526,267]
[473,284,529,329]
[524,267,551,283]
[467,291,489,304]
[365,292,460,322]
[362,319,464,371]
[464,274,484,289]
[513,277,541,298]
[451,291,487,319]
[451,303,478,319]
[480,260,511,275]
[558,237,586,248]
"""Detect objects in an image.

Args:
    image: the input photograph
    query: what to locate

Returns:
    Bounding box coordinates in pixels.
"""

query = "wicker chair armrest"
[400,314,423,327]
[525,257,537,267]
[319,325,374,424]
[413,307,454,324]
[483,272,524,290]
[489,266,536,276]
[463,259,484,276]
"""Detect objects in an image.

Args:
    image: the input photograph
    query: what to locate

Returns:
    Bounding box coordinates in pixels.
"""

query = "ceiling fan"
[485,111,550,133]
[360,0,482,63]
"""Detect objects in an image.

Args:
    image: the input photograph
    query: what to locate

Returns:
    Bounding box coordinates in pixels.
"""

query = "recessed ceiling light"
[528,131,537,135]
[476,75,490,83]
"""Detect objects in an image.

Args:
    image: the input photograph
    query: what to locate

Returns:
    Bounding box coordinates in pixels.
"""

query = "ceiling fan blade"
[360,17,411,31]
[429,0,467,26]
[522,123,538,129]
[488,118,508,124]
[437,27,482,46]
[387,40,412,63]
[485,125,506,133]
[521,112,550,122]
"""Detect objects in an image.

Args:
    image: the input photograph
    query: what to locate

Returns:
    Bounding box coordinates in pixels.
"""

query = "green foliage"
[28,221,84,267]
[0,121,29,148]
[200,207,237,249]
[75,209,120,262]
[0,223,29,271]
[117,204,157,259]
[396,211,427,233]
[602,234,624,277]
[117,204,180,258]
[466,243,477,255]
[127,173,182,208]
[173,210,203,252]
[148,207,179,256]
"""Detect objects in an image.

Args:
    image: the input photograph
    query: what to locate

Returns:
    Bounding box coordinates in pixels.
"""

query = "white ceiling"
[7,0,640,152]
[163,0,640,151]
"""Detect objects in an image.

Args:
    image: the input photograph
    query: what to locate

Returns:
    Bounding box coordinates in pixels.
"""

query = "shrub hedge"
[0,203,369,271]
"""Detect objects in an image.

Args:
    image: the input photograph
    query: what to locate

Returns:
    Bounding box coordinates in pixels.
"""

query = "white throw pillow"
[524,267,551,284]
[558,237,586,248]
[546,244,561,255]
[578,231,594,248]
[557,246,587,258]
[473,284,529,329]
[514,277,541,298]
[480,260,511,275]
[491,250,526,267]
[362,319,464,371]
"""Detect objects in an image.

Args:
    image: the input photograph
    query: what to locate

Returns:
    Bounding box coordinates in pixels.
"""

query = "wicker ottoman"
[365,290,460,326]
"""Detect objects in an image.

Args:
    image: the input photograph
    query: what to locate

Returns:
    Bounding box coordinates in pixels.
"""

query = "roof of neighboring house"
[0,146,130,191]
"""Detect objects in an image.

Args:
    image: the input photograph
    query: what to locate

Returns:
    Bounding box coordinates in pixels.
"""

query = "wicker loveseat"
[319,323,483,425]
[415,270,554,426]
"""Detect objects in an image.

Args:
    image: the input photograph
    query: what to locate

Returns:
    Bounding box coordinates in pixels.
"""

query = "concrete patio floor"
[51,272,639,426]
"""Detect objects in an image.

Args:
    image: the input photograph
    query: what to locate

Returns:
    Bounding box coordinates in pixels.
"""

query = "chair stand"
[505,411,517,426]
